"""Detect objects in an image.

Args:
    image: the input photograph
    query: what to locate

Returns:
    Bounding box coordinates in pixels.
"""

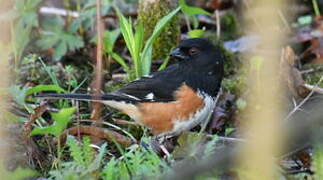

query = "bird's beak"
[169,48,189,60]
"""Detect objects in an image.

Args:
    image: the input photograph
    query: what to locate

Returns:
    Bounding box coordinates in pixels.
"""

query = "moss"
[137,0,180,60]
[220,13,241,41]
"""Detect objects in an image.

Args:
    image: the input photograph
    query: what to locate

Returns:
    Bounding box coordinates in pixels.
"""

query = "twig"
[113,118,141,127]
[78,119,137,142]
[23,102,48,136]
[60,125,134,147]
[303,83,323,94]
[91,0,104,131]
[279,144,310,159]
[215,10,221,38]
[300,69,314,74]
[284,77,323,121]
[39,7,79,18]
[217,136,247,143]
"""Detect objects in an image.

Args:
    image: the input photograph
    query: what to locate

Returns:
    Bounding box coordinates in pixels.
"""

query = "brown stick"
[23,103,48,136]
[91,0,104,129]
[60,126,134,147]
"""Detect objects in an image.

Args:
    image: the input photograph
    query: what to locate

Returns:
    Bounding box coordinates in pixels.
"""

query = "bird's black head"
[170,38,224,97]
[170,38,218,61]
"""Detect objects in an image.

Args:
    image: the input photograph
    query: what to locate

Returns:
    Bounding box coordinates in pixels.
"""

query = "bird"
[37,38,224,138]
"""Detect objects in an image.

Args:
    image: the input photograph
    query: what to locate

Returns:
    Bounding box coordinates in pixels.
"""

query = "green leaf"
[83,136,94,166]
[35,34,59,50]
[30,107,76,137]
[53,42,67,61]
[141,7,181,75]
[115,7,140,77]
[179,0,212,16]
[110,52,130,73]
[188,29,205,38]
[103,158,118,180]
[67,135,84,165]
[103,28,121,52]
[65,34,84,51]
[141,46,152,75]
[134,20,144,56]
[26,84,66,96]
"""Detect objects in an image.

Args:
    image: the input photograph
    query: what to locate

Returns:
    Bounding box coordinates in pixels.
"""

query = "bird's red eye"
[188,47,199,56]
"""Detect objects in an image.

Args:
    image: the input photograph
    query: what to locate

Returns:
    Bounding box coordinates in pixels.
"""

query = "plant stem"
[313,0,321,16]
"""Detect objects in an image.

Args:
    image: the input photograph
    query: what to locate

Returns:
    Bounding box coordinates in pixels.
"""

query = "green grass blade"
[26,84,66,96]
[141,7,180,75]
[110,52,130,73]
[115,6,141,78]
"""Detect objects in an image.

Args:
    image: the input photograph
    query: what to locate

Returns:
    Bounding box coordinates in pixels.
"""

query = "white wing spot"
[143,74,153,78]
[121,93,140,100]
[145,93,154,100]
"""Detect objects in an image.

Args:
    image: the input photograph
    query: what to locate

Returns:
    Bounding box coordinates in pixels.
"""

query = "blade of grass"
[115,7,141,77]
[141,7,181,75]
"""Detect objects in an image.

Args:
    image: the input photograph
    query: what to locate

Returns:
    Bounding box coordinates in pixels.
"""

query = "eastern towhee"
[37,38,224,138]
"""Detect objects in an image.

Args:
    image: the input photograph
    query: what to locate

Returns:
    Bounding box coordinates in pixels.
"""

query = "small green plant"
[49,136,107,179]
[30,107,76,137]
[102,140,170,180]
[10,0,42,68]
[112,6,181,80]
[179,0,211,38]
[36,16,85,61]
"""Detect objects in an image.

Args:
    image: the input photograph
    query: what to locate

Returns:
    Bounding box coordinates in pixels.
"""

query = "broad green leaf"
[179,0,212,16]
[30,107,76,137]
[188,29,205,38]
[141,7,181,75]
[26,84,66,96]
[53,42,67,61]
[35,34,59,50]
[141,46,152,75]
[103,28,121,52]
[65,34,84,51]
[134,20,144,56]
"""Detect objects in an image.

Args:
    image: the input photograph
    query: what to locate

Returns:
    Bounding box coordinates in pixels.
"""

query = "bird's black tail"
[35,93,139,103]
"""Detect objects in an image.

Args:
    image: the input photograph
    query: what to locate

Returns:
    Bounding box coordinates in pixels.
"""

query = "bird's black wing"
[115,64,185,102]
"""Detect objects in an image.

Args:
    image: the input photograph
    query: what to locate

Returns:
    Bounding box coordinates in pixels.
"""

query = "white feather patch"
[145,93,154,100]
[162,91,215,137]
